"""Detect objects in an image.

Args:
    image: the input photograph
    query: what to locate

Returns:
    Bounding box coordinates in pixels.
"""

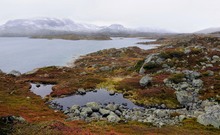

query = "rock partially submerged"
[77,88,86,95]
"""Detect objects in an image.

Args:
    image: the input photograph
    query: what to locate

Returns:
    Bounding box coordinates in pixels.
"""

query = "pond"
[30,83,140,110]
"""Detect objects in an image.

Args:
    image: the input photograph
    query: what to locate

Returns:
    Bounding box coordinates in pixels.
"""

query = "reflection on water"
[30,84,140,110]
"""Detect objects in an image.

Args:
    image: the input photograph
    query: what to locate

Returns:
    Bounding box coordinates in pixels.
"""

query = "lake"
[0,37,158,73]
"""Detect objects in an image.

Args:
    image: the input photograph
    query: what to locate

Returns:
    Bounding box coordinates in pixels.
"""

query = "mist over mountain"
[0,18,172,37]
[195,27,220,34]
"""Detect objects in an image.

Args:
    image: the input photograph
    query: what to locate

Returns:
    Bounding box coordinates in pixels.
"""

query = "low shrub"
[168,73,185,84]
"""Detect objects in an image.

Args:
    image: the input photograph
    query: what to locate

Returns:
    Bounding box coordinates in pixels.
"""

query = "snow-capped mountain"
[0,17,171,36]
[0,18,103,36]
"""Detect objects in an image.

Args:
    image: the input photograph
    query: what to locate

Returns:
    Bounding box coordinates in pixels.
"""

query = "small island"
[31,34,112,41]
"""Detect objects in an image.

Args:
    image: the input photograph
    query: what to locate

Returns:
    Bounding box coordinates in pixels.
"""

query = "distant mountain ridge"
[0,17,171,36]
[195,27,220,34]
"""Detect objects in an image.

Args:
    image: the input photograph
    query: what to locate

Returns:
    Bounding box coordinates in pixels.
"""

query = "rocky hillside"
[1,35,220,134]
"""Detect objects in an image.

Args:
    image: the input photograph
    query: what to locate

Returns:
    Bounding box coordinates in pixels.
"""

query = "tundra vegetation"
[1,35,220,134]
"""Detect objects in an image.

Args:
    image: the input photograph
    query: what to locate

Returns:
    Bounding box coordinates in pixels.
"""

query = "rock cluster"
[64,102,190,127]
[65,100,220,128]
[164,70,203,106]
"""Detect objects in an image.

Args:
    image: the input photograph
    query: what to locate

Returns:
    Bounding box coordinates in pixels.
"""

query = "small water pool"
[30,83,53,98]
[30,83,141,110]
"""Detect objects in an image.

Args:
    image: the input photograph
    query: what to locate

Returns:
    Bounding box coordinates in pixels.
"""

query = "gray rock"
[139,67,146,75]
[70,105,80,112]
[99,66,111,71]
[176,91,193,105]
[206,70,214,76]
[0,69,3,73]
[180,82,189,90]
[197,105,220,128]
[36,83,41,88]
[179,115,186,122]
[139,53,159,74]
[78,88,86,95]
[109,90,115,96]
[183,70,201,80]
[107,112,120,123]
[184,48,191,54]
[206,64,213,68]
[162,64,169,68]
[161,104,166,109]
[192,79,203,87]
[73,109,80,116]
[191,71,201,79]
[86,102,100,112]
[155,58,164,64]
[9,70,21,77]
[12,116,26,123]
[80,111,88,118]
[91,112,101,119]
[115,110,122,116]
[154,110,168,118]
[99,108,110,116]
[106,104,119,111]
[81,107,93,115]
[212,55,220,61]
[201,100,216,108]
[139,75,152,87]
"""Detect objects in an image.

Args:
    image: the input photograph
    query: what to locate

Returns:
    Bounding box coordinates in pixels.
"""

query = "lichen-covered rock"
[99,108,110,116]
[77,88,86,95]
[107,112,120,123]
[192,79,203,88]
[139,53,159,74]
[139,75,152,87]
[70,105,80,112]
[106,104,119,111]
[81,107,93,115]
[197,105,220,128]
[176,91,194,105]
[109,90,115,96]
[86,102,100,111]
[154,110,169,118]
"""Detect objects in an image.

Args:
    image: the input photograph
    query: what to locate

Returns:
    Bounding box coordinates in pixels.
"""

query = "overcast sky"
[0,0,219,32]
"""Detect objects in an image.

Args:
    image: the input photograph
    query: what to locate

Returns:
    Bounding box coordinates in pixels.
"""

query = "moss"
[160,48,185,59]
[170,112,181,117]
[143,62,161,70]
[168,73,185,84]
[190,48,203,54]
[39,66,59,72]
[96,78,122,91]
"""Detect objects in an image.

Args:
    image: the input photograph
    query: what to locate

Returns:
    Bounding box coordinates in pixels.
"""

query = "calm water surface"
[0,37,157,73]
[30,83,140,109]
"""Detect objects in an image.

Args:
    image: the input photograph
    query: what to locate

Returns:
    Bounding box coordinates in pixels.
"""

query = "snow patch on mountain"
[0,17,172,36]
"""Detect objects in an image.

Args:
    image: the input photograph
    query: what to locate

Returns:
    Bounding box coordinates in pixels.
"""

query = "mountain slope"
[0,18,171,37]
[195,27,220,34]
